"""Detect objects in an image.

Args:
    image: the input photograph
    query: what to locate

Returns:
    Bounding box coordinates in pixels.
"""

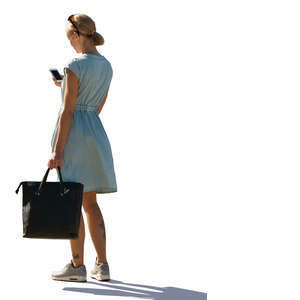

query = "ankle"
[71,260,84,268]
[96,257,108,264]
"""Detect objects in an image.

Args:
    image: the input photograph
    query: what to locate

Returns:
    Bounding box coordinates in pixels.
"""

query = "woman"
[49,14,117,282]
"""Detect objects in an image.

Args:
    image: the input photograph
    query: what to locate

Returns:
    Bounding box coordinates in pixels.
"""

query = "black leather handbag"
[15,167,84,239]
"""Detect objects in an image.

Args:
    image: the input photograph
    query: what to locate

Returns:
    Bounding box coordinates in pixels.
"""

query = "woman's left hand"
[48,151,63,169]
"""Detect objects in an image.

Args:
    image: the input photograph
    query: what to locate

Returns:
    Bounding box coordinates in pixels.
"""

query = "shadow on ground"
[63,279,207,299]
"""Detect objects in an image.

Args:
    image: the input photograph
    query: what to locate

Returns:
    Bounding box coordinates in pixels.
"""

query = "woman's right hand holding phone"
[52,74,64,87]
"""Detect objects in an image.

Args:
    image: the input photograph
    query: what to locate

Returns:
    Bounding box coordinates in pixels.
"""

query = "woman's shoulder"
[65,55,113,77]
[64,56,87,73]
[63,57,82,79]
[67,56,84,65]
[68,54,111,62]
[65,57,81,69]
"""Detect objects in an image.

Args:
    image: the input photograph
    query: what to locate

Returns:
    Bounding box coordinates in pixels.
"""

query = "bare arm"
[53,68,78,154]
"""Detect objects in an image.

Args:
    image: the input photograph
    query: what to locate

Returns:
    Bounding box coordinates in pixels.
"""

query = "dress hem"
[83,187,118,194]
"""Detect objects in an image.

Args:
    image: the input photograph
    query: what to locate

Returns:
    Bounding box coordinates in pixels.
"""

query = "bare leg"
[69,213,85,267]
[82,191,108,264]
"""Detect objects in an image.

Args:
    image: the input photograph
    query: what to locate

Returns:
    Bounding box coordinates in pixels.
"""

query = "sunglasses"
[68,14,81,36]
[67,14,94,37]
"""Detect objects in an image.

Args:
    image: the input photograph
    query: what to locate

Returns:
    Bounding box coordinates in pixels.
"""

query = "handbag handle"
[36,166,70,197]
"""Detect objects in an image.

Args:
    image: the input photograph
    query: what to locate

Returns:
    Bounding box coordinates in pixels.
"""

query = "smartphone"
[49,68,63,82]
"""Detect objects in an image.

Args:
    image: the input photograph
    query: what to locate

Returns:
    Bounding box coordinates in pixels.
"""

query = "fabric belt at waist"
[74,104,98,112]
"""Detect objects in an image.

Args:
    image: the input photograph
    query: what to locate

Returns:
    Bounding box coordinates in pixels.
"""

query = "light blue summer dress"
[50,53,117,194]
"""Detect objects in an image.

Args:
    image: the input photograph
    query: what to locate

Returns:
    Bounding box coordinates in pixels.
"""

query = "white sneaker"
[51,260,87,282]
[90,257,110,281]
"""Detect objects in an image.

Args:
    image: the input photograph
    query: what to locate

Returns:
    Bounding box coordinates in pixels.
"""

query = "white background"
[2,0,300,299]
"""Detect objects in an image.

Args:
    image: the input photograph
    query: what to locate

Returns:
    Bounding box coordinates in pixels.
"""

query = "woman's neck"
[81,47,101,56]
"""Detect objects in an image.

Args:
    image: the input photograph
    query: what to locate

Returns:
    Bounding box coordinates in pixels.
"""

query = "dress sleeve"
[64,58,80,80]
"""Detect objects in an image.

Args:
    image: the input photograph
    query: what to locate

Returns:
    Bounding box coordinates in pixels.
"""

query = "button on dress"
[50,53,117,194]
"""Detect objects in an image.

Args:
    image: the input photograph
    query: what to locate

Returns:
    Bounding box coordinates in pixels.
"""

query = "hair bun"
[68,14,104,46]
[93,31,104,46]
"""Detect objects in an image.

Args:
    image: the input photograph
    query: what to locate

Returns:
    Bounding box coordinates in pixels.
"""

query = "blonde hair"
[67,14,104,46]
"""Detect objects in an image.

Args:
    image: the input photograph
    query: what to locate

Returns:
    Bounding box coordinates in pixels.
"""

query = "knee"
[82,201,98,214]
[82,191,98,213]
